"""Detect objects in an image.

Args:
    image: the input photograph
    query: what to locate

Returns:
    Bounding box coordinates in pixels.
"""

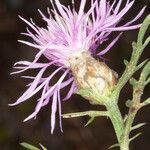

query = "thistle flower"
[10,0,145,133]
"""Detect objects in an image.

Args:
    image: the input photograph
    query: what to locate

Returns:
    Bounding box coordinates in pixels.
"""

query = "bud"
[68,51,118,104]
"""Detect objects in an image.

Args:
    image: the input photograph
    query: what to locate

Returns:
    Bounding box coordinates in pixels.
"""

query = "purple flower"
[10,0,145,133]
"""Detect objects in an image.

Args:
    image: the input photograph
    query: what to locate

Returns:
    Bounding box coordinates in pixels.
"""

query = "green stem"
[120,112,136,150]
[120,144,129,150]
[104,100,124,143]
[120,93,141,150]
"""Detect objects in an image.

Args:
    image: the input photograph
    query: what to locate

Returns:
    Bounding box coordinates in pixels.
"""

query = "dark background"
[0,0,149,150]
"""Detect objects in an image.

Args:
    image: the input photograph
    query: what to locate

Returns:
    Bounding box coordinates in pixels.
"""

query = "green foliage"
[124,59,129,66]
[143,98,150,106]
[137,15,150,47]
[131,123,146,131]
[109,143,119,149]
[84,117,95,126]
[129,133,142,142]
[20,143,47,150]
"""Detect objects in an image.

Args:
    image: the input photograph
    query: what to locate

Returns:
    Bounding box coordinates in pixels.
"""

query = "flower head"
[10,0,145,133]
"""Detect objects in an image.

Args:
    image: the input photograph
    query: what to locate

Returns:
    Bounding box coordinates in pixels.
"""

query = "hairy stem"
[104,100,124,144]
[120,88,142,150]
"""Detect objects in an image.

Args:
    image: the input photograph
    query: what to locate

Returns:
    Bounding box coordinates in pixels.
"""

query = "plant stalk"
[104,100,124,144]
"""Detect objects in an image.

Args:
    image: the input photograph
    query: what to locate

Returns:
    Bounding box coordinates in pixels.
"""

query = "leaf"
[136,59,149,72]
[62,111,108,118]
[140,61,150,81]
[85,117,95,126]
[129,78,137,86]
[20,143,40,150]
[143,98,150,106]
[124,115,128,122]
[129,133,142,142]
[132,41,137,50]
[143,36,150,49]
[109,143,119,149]
[131,123,146,131]
[145,77,150,85]
[137,15,150,47]
[39,144,47,150]
[125,100,132,108]
[124,59,129,66]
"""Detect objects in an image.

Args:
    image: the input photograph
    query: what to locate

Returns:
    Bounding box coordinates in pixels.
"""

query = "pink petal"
[97,33,122,56]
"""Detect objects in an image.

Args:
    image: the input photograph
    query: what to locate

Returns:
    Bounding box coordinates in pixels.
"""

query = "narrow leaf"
[62,111,108,118]
[124,115,128,122]
[109,143,119,149]
[129,133,142,142]
[137,14,150,46]
[85,117,95,126]
[136,59,149,72]
[124,59,129,66]
[140,61,150,81]
[143,98,150,106]
[131,123,146,131]
[39,144,47,150]
[145,77,150,85]
[20,143,40,150]
[132,42,137,52]
[143,36,150,49]
[129,78,137,86]
[125,100,132,108]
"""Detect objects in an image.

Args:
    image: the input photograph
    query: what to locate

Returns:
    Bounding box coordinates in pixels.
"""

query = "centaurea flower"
[10,0,145,133]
